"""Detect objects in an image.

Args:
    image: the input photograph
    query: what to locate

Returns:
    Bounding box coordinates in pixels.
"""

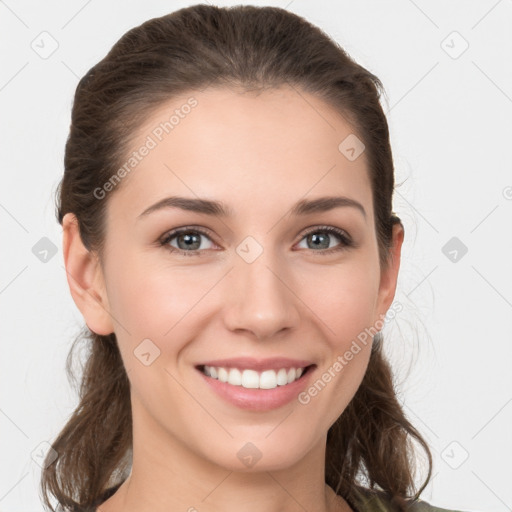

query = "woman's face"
[71,85,402,473]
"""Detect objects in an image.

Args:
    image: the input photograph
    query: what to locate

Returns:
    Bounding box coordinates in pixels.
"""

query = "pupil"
[310,233,328,249]
[179,233,200,250]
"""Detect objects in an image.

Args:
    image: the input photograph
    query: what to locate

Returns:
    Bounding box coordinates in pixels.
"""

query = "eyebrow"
[137,195,366,220]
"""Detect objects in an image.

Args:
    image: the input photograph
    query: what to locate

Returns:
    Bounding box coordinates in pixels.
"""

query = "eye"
[159,225,354,257]
[296,226,353,255]
[159,227,216,257]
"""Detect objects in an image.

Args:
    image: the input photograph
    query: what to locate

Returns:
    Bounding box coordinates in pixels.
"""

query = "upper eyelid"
[160,225,352,246]
[160,226,215,243]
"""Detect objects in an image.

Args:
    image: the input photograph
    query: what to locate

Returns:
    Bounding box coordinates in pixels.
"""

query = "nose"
[223,251,301,340]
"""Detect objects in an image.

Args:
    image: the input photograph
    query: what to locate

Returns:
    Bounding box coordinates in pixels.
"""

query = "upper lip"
[196,357,316,372]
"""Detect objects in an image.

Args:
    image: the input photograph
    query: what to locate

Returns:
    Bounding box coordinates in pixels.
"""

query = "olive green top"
[348,485,468,512]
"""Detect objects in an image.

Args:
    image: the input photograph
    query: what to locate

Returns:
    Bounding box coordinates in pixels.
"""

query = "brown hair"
[42,4,432,510]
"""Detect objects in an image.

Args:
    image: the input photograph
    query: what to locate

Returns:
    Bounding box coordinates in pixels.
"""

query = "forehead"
[106,85,373,222]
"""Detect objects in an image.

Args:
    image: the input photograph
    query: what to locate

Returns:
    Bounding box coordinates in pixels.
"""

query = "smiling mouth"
[195,364,315,390]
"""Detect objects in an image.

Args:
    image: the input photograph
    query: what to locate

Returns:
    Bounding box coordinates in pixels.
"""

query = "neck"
[100,398,351,512]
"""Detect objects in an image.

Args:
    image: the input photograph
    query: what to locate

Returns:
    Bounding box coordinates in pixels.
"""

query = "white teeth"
[202,365,307,389]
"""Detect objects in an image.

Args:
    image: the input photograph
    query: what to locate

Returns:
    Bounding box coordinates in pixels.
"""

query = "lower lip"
[196,365,316,411]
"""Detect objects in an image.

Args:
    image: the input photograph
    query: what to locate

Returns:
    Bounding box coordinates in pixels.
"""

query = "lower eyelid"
[297,228,352,250]
[161,230,215,252]
[160,227,353,254]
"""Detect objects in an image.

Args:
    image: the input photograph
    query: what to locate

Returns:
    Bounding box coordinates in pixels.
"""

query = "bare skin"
[97,477,353,512]
[62,85,404,512]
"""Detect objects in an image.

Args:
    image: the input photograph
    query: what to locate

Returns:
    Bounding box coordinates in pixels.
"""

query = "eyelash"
[159,225,354,257]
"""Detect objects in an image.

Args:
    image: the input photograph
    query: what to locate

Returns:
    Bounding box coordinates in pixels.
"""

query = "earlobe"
[62,213,114,336]
[376,222,405,320]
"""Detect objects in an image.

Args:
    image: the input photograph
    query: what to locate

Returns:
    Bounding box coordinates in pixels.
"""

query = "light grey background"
[1,0,511,510]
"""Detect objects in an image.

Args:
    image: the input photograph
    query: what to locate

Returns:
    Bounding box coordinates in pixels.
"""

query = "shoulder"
[348,485,473,512]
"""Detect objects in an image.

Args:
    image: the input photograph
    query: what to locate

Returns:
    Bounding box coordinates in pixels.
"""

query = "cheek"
[298,257,380,345]
[104,257,206,395]
[294,263,378,429]
[106,245,381,354]
[105,252,208,337]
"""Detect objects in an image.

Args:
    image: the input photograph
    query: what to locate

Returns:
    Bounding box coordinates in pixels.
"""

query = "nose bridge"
[224,241,300,339]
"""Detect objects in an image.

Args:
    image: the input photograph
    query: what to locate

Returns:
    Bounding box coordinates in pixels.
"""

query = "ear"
[375,221,405,320]
[62,212,114,336]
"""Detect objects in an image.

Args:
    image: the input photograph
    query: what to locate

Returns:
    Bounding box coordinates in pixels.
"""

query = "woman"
[41,4,468,512]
